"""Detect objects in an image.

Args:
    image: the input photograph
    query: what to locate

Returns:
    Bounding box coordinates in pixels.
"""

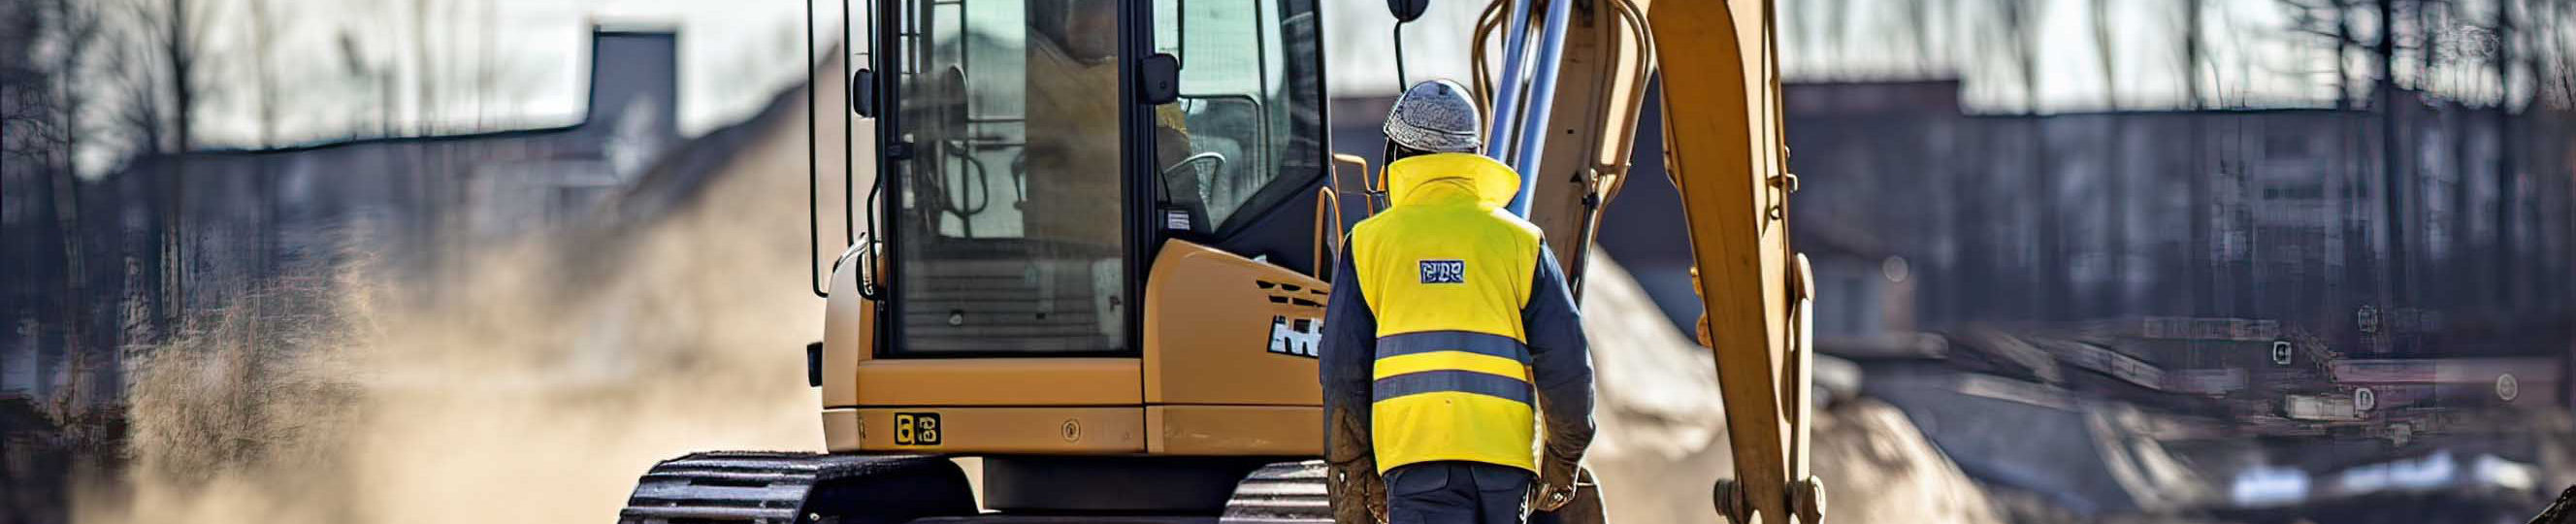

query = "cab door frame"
[1120,0,1160,357]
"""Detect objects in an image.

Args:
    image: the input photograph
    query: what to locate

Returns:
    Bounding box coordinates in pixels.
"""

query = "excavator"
[617,0,1820,522]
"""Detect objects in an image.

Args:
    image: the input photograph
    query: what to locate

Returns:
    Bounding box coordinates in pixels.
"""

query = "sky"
[179,0,818,147]
[1778,0,2370,112]
[190,0,1463,148]
[167,0,2499,151]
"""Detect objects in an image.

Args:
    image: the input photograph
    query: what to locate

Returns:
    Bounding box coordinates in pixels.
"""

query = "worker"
[1321,79,1595,524]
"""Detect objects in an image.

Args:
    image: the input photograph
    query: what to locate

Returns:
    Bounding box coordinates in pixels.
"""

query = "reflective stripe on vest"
[1371,331,1534,405]
[1374,330,1531,360]
[1374,370,1534,404]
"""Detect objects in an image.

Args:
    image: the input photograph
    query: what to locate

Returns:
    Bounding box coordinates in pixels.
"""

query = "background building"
[1,26,678,440]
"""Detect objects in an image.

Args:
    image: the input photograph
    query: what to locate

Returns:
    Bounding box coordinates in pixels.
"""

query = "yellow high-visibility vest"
[1349,152,1543,474]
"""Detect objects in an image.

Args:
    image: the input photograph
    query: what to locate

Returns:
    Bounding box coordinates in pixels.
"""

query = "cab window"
[889,0,1130,355]
[1152,0,1326,235]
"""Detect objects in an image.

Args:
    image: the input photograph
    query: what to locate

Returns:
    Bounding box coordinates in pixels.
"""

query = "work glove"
[1323,403,1386,524]
[1326,456,1387,524]
[1528,455,1582,512]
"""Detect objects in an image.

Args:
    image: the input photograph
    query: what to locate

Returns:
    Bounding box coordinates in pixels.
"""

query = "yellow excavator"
[616,0,1819,522]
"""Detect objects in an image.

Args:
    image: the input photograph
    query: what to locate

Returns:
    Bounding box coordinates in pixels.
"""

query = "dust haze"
[79,81,864,524]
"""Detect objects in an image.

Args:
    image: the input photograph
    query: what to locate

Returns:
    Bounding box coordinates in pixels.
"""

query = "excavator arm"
[1481,0,1819,522]
[1645,2,1822,523]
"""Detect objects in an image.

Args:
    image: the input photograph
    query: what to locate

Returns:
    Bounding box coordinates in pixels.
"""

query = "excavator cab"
[862,0,1333,356]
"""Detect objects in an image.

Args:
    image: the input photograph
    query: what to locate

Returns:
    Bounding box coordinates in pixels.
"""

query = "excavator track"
[1217,461,1332,524]
[624,454,1328,524]
[620,451,976,524]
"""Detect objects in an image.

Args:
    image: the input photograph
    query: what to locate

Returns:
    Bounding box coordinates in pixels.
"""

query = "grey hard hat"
[1383,80,1483,153]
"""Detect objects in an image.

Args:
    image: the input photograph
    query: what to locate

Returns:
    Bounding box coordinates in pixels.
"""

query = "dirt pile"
[1579,253,2003,524]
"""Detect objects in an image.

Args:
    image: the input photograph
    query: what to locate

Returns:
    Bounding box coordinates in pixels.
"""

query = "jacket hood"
[1384,152,1522,209]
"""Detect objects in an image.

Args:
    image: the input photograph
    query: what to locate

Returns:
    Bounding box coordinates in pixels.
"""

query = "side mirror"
[1386,0,1429,22]
[1138,53,1181,105]
[850,68,878,117]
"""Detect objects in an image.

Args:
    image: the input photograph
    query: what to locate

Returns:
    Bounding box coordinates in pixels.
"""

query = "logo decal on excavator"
[894,412,941,445]
[1419,259,1466,284]
[1268,315,1321,358]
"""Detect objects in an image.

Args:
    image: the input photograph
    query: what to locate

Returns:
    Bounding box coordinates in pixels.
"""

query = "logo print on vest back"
[1418,259,1467,284]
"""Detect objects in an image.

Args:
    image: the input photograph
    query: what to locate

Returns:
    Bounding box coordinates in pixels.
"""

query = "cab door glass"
[891,0,1128,355]
[1151,0,1325,235]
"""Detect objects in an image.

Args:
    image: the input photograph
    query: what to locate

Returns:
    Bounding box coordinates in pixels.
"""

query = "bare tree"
[106,35,166,160]
[2181,0,2204,109]
[2276,0,2398,316]
[2442,0,2486,311]
[2332,0,2366,315]
[98,0,211,157]
[1910,0,1937,75]
[475,0,495,129]
[2493,0,2518,306]
[49,0,108,385]
[339,32,395,136]
[3,0,118,433]
[2278,0,2357,108]
[241,0,286,327]
[2180,0,2218,314]
[2094,0,2130,316]
[152,0,211,153]
[1823,0,1846,78]
[2552,2,2576,107]
[2377,0,2408,308]
[2000,0,2066,318]
[99,0,221,329]
[4,0,57,377]
[249,0,278,147]
[413,0,437,133]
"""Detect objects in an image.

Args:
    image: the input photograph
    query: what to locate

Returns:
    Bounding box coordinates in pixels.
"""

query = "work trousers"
[1385,461,1533,524]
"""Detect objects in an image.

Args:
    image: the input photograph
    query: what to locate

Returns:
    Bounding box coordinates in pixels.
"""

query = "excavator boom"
[1485,0,1815,521]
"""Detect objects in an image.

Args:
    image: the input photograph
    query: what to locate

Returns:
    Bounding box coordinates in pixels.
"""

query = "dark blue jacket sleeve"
[1524,245,1596,464]
[1319,246,1377,464]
